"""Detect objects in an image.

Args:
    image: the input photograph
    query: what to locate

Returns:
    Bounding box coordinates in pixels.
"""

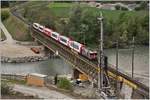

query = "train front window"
[39,27,43,30]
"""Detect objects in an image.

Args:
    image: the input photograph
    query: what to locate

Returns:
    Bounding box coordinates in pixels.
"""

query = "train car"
[59,35,70,46]
[69,41,83,53]
[51,32,60,41]
[38,25,44,33]
[43,28,52,37]
[81,47,97,60]
[33,23,40,30]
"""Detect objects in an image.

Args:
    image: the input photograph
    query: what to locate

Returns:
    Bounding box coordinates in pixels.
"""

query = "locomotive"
[32,23,97,60]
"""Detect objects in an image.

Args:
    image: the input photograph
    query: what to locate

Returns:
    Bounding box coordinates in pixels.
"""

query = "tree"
[1,81,13,95]
[1,10,10,21]
[1,1,9,8]
[135,1,148,11]
[23,6,29,17]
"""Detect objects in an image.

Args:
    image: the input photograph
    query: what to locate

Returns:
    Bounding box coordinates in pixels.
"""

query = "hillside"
[2,9,33,41]
[12,2,149,48]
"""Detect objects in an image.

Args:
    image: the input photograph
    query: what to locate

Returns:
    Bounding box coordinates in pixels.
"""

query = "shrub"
[115,5,128,11]
[1,10,10,21]
[57,77,72,91]
[1,81,13,95]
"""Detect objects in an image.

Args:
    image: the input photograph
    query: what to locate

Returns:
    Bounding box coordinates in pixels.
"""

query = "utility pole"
[97,12,104,91]
[116,40,119,97]
[131,36,135,78]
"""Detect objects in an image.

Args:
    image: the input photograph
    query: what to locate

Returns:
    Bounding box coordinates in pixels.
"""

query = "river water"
[1,46,149,86]
[1,58,73,76]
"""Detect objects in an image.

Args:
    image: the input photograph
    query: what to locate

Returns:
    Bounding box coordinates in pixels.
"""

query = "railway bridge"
[30,27,149,99]
[9,4,149,99]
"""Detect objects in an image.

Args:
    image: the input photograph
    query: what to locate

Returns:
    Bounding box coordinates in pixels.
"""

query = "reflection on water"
[104,46,149,86]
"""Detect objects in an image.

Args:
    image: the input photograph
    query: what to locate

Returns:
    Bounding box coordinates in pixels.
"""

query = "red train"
[33,23,97,60]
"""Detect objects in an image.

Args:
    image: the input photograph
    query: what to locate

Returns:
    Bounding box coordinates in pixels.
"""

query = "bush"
[57,77,72,91]
[1,81,13,95]
[135,1,148,11]
[115,5,128,11]
[1,1,9,8]
[1,10,10,21]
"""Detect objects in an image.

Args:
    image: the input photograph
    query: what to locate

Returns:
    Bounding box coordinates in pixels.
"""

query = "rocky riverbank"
[1,55,59,63]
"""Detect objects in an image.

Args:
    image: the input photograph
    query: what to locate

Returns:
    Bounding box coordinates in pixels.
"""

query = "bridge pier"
[44,46,54,55]
[120,83,133,99]
[131,89,148,99]
[72,68,81,79]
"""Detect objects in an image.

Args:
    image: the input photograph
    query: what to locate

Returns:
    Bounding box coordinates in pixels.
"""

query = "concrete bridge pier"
[72,68,81,79]
[120,83,133,99]
[119,82,147,99]
[44,46,54,55]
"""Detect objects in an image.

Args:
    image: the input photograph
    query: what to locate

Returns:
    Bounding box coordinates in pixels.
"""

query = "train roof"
[71,41,83,46]
[52,31,60,35]
[44,28,52,32]
[33,23,39,25]
[83,47,97,53]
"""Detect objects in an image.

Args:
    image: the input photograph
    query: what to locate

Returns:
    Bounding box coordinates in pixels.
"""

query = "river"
[1,46,149,86]
[1,58,73,76]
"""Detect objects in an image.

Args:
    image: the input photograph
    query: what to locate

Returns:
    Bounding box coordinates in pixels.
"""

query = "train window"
[39,27,43,30]
[34,24,37,27]
[60,37,67,43]
[52,33,57,38]
[71,42,79,50]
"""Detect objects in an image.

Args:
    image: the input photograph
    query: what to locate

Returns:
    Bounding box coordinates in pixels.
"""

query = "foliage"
[1,10,10,21]
[135,1,149,11]
[1,81,13,95]
[3,10,33,41]
[1,1,9,8]
[57,77,72,90]
[1,30,6,40]
[115,5,128,11]
[14,2,149,48]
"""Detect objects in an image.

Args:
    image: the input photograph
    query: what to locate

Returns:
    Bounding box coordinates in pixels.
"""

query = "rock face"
[1,55,59,63]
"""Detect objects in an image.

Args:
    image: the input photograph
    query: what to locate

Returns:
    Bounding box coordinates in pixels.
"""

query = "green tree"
[135,1,148,11]
[1,10,10,21]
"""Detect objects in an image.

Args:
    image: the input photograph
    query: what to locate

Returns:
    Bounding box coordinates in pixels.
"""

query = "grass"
[1,29,6,40]
[48,2,75,8]
[2,79,26,85]
[57,77,72,91]
[47,2,148,19]
[17,2,148,21]
[2,9,33,41]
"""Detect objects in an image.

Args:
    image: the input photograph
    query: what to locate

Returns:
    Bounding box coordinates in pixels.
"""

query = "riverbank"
[1,73,98,99]
[1,56,48,63]
[1,74,72,99]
